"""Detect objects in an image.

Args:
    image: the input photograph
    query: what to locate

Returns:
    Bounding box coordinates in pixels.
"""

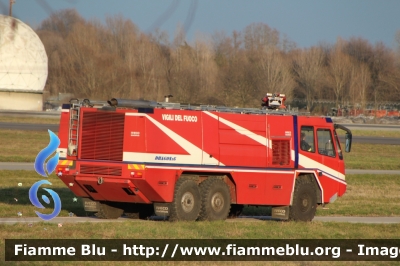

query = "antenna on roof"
[9,0,16,16]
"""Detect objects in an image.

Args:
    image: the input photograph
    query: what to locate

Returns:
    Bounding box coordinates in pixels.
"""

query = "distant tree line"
[37,9,400,113]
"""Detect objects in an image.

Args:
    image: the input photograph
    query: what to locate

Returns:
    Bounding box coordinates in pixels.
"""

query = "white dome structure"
[0,15,48,111]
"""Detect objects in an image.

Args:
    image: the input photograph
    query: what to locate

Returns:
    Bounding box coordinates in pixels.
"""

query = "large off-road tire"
[228,204,244,219]
[169,178,201,222]
[95,201,124,219]
[289,177,317,221]
[124,203,154,220]
[198,179,231,221]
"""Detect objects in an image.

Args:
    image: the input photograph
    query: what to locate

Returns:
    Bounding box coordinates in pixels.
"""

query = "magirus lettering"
[155,156,177,161]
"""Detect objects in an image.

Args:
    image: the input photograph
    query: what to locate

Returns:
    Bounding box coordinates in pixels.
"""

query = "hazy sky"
[2,0,400,49]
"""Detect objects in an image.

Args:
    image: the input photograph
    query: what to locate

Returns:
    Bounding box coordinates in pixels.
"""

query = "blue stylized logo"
[29,130,62,220]
[29,180,62,220]
[34,130,60,177]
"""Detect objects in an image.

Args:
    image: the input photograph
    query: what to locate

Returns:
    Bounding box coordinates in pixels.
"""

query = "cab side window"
[317,129,336,157]
[300,126,315,153]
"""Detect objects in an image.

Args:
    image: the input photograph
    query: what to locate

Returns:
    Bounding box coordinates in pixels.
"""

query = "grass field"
[0,130,55,162]
[342,144,400,170]
[1,123,400,265]
[1,171,399,218]
[1,168,400,266]
[336,129,400,170]
[0,116,59,124]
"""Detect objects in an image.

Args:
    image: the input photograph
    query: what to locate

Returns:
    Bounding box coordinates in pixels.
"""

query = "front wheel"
[289,177,317,221]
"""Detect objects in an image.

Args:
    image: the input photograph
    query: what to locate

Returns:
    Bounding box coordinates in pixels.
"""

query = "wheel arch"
[292,171,323,205]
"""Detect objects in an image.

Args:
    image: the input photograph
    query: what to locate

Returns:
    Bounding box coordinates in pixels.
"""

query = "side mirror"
[345,133,352,153]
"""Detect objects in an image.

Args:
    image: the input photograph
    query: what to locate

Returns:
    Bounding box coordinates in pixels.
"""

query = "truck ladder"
[68,102,81,156]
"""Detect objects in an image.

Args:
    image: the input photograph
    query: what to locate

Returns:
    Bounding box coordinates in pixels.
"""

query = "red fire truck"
[56,96,352,222]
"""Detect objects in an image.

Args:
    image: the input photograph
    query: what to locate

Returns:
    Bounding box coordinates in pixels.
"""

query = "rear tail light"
[130,171,143,178]
[57,167,70,176]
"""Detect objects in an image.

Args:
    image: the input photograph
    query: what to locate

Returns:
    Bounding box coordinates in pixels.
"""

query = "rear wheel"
[289,177,317,221]
[169,178,201,222]
[95,201,124,219]
[199,179,231,221]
